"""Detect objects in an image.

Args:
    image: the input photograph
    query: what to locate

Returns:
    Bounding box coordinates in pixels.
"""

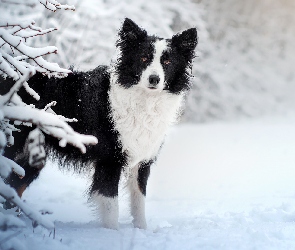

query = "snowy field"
[17,114,295,249]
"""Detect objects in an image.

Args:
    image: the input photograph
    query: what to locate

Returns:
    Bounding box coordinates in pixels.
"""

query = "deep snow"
[15,114,295,249]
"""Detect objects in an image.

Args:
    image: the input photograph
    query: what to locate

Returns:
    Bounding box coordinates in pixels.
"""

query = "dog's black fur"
[3,66,127,198]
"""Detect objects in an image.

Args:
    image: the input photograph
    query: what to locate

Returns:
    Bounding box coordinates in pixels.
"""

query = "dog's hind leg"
[4,163,42,209]
[128,160,152,229]
[90,161,122,230]
[4,128,46,209]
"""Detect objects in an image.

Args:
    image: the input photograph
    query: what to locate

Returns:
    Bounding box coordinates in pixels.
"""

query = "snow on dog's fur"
[3,18,198,229]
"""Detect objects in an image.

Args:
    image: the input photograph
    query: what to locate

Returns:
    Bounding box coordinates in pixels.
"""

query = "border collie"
[3,18,198,229]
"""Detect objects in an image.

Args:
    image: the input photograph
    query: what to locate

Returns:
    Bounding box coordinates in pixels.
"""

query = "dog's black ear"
[172,28,198,60]
[118,18,147,46]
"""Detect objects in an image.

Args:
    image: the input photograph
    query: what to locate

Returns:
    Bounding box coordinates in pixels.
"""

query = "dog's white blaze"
[139,39,167,90]
[91,193,119,229]
[128,165,147,229]
[109,73,184,167]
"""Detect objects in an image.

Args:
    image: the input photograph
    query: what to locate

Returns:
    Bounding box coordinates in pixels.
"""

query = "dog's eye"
[141,57,148,62]
[164,60,171,65]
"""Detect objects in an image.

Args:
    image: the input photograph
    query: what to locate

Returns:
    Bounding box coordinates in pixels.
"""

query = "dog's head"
[115,18,198,94]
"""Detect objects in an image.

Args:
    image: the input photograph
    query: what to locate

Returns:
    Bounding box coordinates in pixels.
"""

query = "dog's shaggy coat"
[3,18,198,229]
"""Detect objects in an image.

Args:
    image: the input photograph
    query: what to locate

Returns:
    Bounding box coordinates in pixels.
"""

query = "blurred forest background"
[3,0,295,122]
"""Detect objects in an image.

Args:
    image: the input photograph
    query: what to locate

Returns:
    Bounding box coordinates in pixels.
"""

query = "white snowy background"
[21,114,295,249]
[1,0,295,249]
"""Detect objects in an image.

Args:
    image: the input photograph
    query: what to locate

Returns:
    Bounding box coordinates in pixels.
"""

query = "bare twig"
[39,0,75,12]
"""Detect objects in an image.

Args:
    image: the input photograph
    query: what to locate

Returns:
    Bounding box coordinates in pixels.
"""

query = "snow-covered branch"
[0,24,70,79]
[1,0,75,11]
[39,0,75,12]
[0,0,97,153]
[0,1,99,249]
[0,178,54,230]
[2,105,98,153]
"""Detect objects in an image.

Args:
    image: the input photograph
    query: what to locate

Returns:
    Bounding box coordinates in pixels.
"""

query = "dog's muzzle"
[148,74,160,89]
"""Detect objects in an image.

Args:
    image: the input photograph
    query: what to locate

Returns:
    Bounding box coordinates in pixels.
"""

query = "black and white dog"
[3,18,198,229]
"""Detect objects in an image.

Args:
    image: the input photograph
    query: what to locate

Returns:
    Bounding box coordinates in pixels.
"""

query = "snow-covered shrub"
[28,0,295,122]
[0,1,97,249]
[184,0,295,122]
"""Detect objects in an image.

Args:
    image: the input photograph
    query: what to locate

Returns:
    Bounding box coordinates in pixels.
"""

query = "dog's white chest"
[109,79,183,167]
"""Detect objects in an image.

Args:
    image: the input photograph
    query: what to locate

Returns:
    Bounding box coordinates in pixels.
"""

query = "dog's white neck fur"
[109,73,184,167]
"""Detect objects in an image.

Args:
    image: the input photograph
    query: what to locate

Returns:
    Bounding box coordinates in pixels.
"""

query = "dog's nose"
[149,75,160,86]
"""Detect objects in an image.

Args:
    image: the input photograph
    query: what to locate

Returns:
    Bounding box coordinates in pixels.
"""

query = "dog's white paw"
[91,193,119,230]
[132,218,147,230]
[102,220,119,230]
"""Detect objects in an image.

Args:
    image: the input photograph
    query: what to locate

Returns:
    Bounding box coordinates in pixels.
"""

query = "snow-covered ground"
[18,114,295,249]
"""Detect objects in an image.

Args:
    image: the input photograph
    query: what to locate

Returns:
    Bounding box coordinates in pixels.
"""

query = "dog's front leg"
[91,193,119,229]
[128,160,152,229]
[90,162,122,230]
